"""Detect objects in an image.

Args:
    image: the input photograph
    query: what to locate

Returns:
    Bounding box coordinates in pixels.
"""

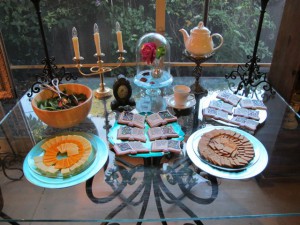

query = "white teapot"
[179,21,223,57]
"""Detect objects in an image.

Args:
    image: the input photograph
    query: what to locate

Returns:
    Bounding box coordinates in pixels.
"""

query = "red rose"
[141,42,157,64]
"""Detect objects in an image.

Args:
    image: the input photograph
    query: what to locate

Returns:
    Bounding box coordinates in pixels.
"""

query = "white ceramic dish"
[186,126,268,179]
[198,93,267,127]
[166,94,196,109]
[191,128,260,172]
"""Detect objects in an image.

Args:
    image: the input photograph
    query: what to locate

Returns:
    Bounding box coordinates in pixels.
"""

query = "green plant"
[0,0,277,68]
[100,0,156,75]
[105,1,155,58]
[165,0,276,62]
[0,0,42,64]
[0,0,105,64]
[208,0,276,62]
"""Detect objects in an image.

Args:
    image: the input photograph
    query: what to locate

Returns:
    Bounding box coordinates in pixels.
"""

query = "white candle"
[72,27,80,60]
[93,23,101,55]
[116,22,124,52]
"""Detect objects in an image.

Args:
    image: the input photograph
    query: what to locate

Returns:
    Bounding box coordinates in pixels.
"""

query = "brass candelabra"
[72,22,126,99]
[73,51,126,99]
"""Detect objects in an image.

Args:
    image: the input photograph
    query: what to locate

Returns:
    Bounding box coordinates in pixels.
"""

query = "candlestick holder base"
[225,0,275,98]
[95,84,112,99]
[225,55,275,97]
[183,50,213,95]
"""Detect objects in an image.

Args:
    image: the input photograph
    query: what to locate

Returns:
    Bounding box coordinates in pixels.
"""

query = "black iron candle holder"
[183,50,213,95]
[27,0,76,99]
[225,0,275,97]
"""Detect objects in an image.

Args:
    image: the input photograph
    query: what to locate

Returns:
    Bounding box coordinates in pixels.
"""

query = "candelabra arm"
[73,50,126,99]
[74,50,126,77]
[77,66,112,76]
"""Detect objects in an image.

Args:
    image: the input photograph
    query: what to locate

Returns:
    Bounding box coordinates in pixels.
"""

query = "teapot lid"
[191,21,210,34]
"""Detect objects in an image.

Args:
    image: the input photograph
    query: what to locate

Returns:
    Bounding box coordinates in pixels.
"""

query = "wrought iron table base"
[86,156,218,224]
[0,183,21,225]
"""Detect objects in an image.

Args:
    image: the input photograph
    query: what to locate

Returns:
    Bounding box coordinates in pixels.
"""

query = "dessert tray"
[186,126,268,179]
[134,70,173,90]
[23,132,109,188]
[108,113,185,158]
[199,92,267,127]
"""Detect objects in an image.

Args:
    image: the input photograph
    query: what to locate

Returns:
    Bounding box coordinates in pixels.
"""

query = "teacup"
[173,85,194,106]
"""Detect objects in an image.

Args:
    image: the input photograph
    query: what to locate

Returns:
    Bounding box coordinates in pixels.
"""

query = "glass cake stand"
[134,69,173,96]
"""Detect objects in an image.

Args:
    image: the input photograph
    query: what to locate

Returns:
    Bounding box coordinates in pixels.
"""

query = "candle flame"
[116,22,121,32]
[94,23,99,33]
[72,27,77,38]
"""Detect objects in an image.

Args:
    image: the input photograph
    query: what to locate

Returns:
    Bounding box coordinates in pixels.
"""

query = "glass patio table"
[0,76,300,224]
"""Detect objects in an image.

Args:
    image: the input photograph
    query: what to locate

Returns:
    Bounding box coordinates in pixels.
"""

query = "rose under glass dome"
[134,33,173,96]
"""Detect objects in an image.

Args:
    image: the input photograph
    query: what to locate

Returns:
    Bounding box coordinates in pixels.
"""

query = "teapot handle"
[211,33,224,52]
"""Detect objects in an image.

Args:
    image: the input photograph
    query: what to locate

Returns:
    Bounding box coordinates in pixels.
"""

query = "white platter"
[198,93,267,127]
[186,126,268,179]
[191,129,261,172]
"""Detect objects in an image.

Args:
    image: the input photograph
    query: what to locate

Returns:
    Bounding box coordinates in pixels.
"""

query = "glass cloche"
[134,33,173,95]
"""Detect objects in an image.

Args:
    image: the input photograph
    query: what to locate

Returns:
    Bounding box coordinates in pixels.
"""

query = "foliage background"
[0,0,283,97]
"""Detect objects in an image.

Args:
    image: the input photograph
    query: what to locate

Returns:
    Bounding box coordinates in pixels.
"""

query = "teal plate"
[23,132,109,188]
[108,120,185,158]
[29,141,97,179]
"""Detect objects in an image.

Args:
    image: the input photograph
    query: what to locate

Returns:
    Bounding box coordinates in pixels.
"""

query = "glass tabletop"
[0,76,300,224]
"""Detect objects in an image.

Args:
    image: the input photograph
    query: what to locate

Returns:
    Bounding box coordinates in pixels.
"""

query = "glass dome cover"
[134,33,173,91]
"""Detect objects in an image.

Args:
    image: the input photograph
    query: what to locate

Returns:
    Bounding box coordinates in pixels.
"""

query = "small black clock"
[111,74,136,111]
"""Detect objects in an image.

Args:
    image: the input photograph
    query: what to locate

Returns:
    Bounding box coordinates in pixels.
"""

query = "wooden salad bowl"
[32,83,93,129]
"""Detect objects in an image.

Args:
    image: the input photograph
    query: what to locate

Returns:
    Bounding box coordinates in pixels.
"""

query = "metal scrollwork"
[27,0,77,99]
[225,56,275,97]
[86,156,219,225]
[0,153,24,181]
[225,0,275,97]
[27,56,78,99]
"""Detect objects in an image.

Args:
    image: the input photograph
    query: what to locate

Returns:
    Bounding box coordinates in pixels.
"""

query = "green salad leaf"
[37,91,87,111]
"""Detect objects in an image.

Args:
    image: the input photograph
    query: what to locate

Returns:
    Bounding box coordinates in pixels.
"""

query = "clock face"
[117,85,129,99]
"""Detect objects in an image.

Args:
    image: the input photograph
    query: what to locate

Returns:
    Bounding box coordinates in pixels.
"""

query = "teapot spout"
[179,28,189,46]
